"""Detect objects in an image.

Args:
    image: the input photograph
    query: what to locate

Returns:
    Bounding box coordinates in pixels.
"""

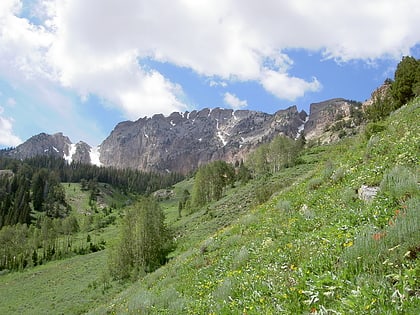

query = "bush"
[108,197,173,280]
[380,166,418,202]
[331,167,346,183]
[307,177,323,190]
[364,122,387,140]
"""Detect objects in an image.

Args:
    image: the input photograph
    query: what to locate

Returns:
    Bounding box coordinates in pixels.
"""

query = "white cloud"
[209,80,228,88]
[1,0,420,119]
[0,106,22,147]
[223,92,248,110]
[260,70,322,101]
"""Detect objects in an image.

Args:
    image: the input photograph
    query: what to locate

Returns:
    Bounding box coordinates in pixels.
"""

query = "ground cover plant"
[0,95,418,314]
[89,98,419,314]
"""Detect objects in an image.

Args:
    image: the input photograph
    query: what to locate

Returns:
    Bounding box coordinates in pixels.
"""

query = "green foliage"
[0,166,32,228]
[236,161,251,184]
[391,56,420,107]
[109,197,173,280]
[247,135,303,177]
[365,56,419,122]
[307,177,323,190]
[379,166,418,203]
[364,121,387,140]
[191,160,235,208]
[365,93,396,122]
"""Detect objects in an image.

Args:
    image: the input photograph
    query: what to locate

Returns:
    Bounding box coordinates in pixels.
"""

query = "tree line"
[0,155,183,194]
[0,156,183,227]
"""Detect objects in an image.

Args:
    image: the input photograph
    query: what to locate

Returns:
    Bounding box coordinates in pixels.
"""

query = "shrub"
[232,246,249,269]
[364,122,386,140]
[379,166,418,202]
[341,187,358,204]
[213,278,234,303]
[307,177,323,190]
[331,167,346,183]
[276,200,293,216]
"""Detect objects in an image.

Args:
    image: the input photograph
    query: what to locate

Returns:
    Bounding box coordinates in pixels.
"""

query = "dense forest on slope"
[0,156,183,273]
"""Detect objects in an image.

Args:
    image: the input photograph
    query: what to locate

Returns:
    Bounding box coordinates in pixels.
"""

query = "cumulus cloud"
[1,0,420,119]
[260,70,322,101]
[0,106,22,147]
[223,92,248,110]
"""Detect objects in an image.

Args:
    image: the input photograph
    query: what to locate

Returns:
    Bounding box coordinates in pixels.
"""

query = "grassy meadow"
[0,98,419,314]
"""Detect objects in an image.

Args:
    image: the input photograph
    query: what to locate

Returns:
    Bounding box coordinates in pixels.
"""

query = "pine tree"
[391,56,420,107]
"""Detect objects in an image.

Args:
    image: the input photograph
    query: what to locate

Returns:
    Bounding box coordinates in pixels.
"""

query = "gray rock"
[358,185,380,201]
[99,106,307,174]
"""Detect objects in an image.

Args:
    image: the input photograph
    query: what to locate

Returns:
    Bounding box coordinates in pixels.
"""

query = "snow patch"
[53,147,59,153]
[170,120,176,126]
[217,131,227,146]
[144,133,149,138]
[198,138,202,142]
[64,143,77,164]
[295,116,309,139]
[90,146,102,166]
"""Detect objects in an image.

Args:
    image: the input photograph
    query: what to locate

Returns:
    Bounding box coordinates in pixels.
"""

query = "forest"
[0,155,182,272]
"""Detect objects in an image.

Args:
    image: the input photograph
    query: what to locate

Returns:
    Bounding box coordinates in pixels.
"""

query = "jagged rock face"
[72,142,92,164]
[304,98,362,143]
[1,98,366,174]
[99,106,307,174]
[1,133,93,164]
[4,132,72,160]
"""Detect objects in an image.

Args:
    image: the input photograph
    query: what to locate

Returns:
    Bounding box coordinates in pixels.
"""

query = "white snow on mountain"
[90,146,102,166]
[64,143,77,164]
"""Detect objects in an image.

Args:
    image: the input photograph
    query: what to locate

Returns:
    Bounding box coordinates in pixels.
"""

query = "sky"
[0,0,420,148]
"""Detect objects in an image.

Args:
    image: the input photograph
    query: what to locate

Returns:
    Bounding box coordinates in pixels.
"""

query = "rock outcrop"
[0,133,94,165]
[1,97,367,174]
[304,98,363,143]
[99,106,307,174]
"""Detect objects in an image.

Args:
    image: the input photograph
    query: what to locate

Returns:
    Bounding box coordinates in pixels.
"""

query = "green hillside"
[0,98,418,314]
[87,98,419,314]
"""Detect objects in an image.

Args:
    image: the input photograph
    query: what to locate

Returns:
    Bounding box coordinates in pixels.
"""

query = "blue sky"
[1,0,420,148]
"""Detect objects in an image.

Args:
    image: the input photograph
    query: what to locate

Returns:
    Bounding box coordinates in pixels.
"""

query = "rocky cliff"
[1,98,366,174]
[0,133,95,165]
[304,98,363,144]
[99,106,307,173]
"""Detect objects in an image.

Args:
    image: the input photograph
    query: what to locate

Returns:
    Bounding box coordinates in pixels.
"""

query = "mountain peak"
[99,106,307,174]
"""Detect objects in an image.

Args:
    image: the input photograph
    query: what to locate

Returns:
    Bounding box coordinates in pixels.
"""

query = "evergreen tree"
[391,56,420,107]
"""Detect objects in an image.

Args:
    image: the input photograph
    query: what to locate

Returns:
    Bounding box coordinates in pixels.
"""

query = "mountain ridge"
[1,98,365,174]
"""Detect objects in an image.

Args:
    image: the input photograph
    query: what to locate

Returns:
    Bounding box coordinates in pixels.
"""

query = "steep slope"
[92,98,419,314]
[99,106,307,173]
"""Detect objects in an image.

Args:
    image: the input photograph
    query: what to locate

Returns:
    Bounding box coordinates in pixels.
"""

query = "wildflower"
[373,232,386,241]
[343,241,353,247]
